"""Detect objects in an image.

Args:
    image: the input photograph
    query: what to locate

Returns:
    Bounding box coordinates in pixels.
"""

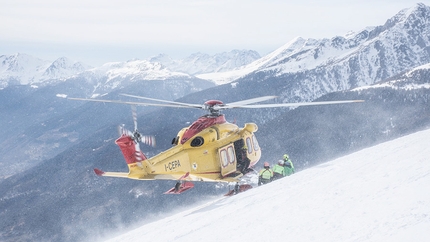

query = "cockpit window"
[172,136,179,145]
[246,137,252,154]
[252,135,260,151]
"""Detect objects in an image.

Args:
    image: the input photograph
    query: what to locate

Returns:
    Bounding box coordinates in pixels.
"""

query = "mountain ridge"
[198,3,430,85]
[0,49,261,90]
[0,53,91,88]
[1,4,428,90]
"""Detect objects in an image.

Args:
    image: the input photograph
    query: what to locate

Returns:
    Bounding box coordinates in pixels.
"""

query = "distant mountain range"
[0,49,260,89]
[0,3,429,242]
[0,54,91,88]
[198,2,430,93]
[2,2,429,91]
[149,50,261,75]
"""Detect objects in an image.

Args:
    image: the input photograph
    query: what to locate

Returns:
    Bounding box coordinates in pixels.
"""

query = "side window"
[190,136,204,147]
[227,146,235,164]
[252,135,260,151]
[246,137,253,154]
[220,150,228,167]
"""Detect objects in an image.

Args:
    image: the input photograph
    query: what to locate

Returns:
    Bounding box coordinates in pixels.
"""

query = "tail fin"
[115,135,148,176]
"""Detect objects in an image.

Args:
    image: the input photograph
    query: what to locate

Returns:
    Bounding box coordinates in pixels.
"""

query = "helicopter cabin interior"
[218,136,260,177]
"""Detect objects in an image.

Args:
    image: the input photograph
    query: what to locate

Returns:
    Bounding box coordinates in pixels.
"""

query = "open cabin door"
[218,144,237,177]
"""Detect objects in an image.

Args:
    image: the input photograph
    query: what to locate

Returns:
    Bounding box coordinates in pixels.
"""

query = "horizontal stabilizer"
[94,168,105,176]
[93,168,129,178]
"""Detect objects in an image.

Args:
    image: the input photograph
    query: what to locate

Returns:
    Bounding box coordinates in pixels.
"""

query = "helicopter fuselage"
[121,114,261,182]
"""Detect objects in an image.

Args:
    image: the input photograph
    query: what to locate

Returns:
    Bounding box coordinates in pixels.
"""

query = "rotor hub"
[204,100,224,106]
[204,100,224,115]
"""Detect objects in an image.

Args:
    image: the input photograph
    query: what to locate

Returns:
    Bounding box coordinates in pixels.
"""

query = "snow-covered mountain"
[42,57,91,81]
[183,3,430,128]
[106,128,430,242]
[0,53,91,88]
[149,50,261,75]
[354,62,430,92]
[256,62,430,167]
[199,3,430,87]
[0,50,260,91]
[2,3,429,94]
[0,50,259,91]
[69,59,204,97]
[3,3,429,93]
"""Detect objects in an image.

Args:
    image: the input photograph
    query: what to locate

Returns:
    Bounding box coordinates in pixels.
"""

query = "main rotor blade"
[225,96,278,107]
[131,105,138,131]
[120,94,202,108]
[68,97,201,109]
[230,100,365,109]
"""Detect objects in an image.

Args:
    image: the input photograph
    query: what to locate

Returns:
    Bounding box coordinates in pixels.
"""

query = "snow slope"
[106,128,430,242]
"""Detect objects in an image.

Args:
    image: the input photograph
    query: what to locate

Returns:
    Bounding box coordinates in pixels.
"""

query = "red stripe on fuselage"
[180,115,226,144]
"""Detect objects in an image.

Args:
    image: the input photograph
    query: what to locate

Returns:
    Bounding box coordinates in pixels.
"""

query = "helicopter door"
[218,144,237,177]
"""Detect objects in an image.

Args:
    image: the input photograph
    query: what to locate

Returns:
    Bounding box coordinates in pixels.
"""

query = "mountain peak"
[376,2,430,35]
[0,53,48,73]
[0,53,91,88]
[152,50,261,75]
[42,57,91,80]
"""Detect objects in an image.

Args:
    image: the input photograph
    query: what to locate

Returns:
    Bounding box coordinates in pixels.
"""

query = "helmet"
[278,160,284,165]
[283,154,289,159]
[263,162,270,167]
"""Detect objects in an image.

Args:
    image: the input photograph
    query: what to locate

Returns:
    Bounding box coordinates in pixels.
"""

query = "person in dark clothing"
[237,146,251,174]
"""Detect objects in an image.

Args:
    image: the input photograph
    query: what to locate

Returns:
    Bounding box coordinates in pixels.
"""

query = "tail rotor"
[131,105,143,143]
[118,105,156,147]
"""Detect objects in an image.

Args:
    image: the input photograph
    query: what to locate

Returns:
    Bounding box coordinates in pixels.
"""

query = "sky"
[1,0,420,66]
[101,127,430,242]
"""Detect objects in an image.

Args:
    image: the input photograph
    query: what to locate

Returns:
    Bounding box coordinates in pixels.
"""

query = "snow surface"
[105,128,430,242]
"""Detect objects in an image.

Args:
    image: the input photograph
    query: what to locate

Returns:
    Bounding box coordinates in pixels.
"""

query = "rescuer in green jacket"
[272,160,286,180]
[258,162,273,186]
[283,154,295,176]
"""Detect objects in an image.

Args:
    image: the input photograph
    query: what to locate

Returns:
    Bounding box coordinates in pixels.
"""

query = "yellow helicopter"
[69,94,363,194]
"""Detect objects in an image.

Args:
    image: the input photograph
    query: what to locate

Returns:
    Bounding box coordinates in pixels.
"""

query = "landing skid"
[224,183,253,196]
[164,172,195,194]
